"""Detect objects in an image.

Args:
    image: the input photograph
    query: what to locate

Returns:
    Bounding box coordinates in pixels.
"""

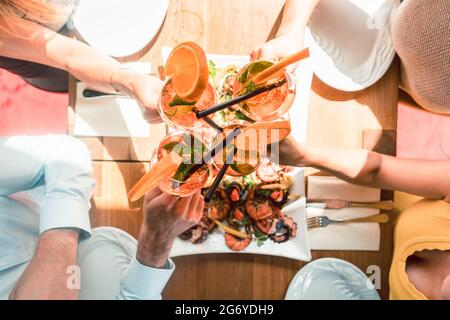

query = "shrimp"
[206,188,231,221]
[224,232,252,251]
[245,188,280,221]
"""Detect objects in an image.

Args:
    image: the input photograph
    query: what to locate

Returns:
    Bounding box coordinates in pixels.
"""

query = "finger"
[257,45,281,62]
[175,194,195,218]
[187,191,202,221]
[157,193,179,210]
[250,45,262,61]
[193,194,205,222]
[143,110,162,124]
[144,186,163,205]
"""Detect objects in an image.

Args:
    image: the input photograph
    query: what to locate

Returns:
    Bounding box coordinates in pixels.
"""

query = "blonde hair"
[0,0,59,37]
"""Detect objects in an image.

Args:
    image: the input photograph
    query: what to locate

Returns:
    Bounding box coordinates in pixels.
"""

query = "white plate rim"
[72,0,169,57]
[285,257,380,300]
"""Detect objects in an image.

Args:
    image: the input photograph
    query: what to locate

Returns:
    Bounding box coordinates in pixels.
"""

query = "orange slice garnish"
[128,152,182,202]
[164,42,209,102]
[234,120,291,152]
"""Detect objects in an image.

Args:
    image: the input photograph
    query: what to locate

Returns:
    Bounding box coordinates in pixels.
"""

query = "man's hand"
[10,229,79,300]
[136,188,204,268]
[250,33,304,72]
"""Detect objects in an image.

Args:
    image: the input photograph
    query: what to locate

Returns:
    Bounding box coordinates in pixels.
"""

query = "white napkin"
[73,62,152,137]
[307,176,381,251]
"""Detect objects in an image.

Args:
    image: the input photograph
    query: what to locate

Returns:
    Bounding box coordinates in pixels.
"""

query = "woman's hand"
[250,33,304,71]
[111,69,164,124]
[130,73,164,124]
[268,135,308,167]
[136,188,204,268]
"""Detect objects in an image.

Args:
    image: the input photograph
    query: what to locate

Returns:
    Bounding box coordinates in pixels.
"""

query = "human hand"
[130,73,164,124]
[136,188,204,268]
[111,68,164,124]
[250,33,304,72]
[267,134,308,167]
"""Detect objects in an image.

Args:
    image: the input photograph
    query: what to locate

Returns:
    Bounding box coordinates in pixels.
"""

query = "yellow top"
[389,199,450,299]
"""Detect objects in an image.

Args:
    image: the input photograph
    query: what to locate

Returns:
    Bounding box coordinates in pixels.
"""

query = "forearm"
[303,146,382,185]
[60,39,142,94]
[10,229,79,300]
[0,19,136,92]
[302,146,450,200]
[277,0,320,36]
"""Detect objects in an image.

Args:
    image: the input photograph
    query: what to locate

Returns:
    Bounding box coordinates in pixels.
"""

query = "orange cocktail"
[159,80,217,129]
[233,60,295,122]
[212,120,261,177]
[154,130,210,196]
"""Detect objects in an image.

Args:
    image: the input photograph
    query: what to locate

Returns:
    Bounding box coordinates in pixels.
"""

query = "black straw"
[182,128,242,182]
[203,117,223,132]
[204,146,237,203]
[195,79,287,119]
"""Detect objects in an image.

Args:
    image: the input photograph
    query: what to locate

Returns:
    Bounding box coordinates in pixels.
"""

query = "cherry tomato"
[230,188,240,202]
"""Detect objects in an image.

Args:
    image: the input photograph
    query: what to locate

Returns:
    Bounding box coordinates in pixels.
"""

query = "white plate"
[72,0,169,57]
[170,168,311,261]
[305,0,399,91]
[285,258,380,300]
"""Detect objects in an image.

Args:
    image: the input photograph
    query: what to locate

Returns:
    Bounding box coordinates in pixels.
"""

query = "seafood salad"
[208,60,253,124]
[179,159,301,251]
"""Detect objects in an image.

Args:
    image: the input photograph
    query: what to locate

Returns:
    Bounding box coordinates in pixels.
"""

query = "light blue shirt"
[0,135,174,299]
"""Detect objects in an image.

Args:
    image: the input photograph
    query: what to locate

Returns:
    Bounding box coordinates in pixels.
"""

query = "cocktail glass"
[158,80,217,129]
[212,120,261,177]
[152,130,211,197]
[233,60,296,122]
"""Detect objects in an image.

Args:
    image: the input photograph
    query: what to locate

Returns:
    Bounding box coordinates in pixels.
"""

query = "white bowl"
[305,0,400,91]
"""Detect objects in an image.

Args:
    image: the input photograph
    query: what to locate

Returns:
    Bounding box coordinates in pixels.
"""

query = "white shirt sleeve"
[0,135,94,237]
[117,258,175,300]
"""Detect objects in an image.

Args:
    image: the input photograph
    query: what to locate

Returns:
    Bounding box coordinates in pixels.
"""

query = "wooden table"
[69,0,399,299]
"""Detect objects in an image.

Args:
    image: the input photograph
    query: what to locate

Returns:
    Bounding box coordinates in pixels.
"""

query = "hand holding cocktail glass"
[129,43,309,203]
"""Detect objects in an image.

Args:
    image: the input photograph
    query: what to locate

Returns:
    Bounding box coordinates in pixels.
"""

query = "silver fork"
[307,213,389,229]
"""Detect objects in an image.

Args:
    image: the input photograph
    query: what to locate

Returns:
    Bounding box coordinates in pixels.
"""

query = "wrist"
[110,67,138,96]
[295,145,314,167]
[136,225,174,268]
[276,24,305,40]
[40,229,79,247]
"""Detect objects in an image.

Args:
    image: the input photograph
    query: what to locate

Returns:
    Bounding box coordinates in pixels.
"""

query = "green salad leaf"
[253,227,269,247]
[169,96,197,107]
[234,110,252,122]
[172,163,195,182]
[249,60,273,74]
[242,174,255,189]
[208,59,217,79]
[237,68,249,83]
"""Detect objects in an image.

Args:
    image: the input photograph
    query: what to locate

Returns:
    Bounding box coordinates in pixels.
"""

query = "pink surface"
[0,68,68,136]
[397,91,450,160]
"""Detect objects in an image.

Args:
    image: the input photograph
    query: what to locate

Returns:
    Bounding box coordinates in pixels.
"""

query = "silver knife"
[306,199,394,210]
